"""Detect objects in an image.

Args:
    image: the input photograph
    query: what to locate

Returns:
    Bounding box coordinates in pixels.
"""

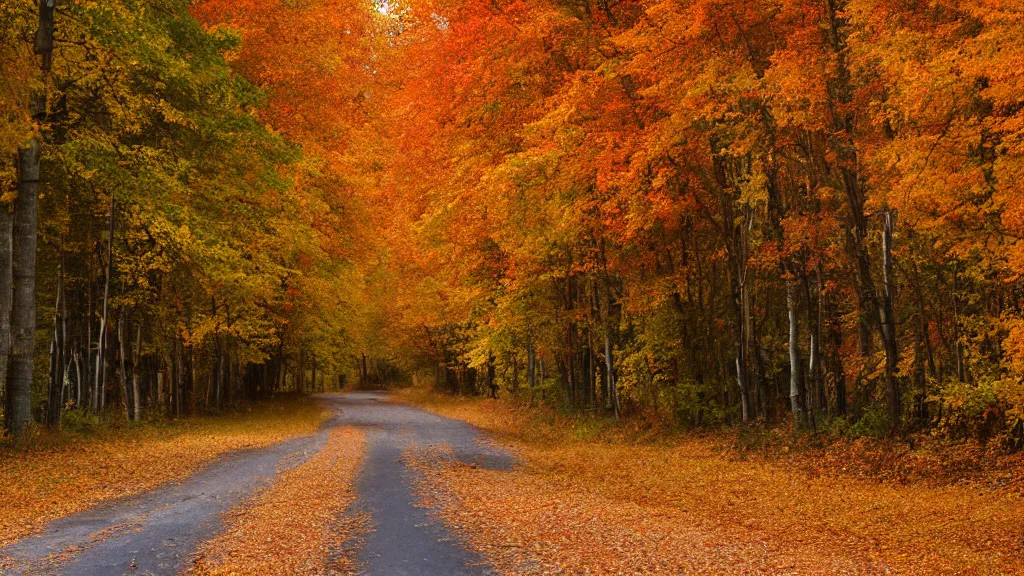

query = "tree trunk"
[823,0,900,431]
[0,197,11,432]
[787,279,803,428]
[132,323,141,421]
[814,269,827,411]
[487,353,497,399]
[118,315,129,420]
[744,270,760,419]
[527,336,536,389]
[174,337,183,417]
[157,362,165,416]
[87,252,94,412]
[95,196,114,414]
[5,141,42,436]
[215,333,223,408]
[6,0,57,437]
[881,209,900,429]
[527,335,536,406]
[804,271,820,432]
[60,248,68,410]
[46,251,65,426]
[565,324,575,406]
[47,334,56,423]
[732,209,751,424]
[605,331,619,420]
[73,349,82,410]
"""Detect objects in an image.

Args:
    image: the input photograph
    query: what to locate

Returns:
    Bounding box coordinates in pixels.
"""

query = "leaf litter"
[399,392,1024,575]
[189,426,367,576]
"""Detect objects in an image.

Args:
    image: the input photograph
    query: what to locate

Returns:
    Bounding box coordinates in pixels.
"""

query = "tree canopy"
[2,0,1023,446]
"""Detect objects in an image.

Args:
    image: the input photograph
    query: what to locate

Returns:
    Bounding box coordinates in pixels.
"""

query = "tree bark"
[604,331,619,420]
[46,250,65,426]
[881,209,900,428]
[95,196,114,414]
[787,279,803,428]
[60,248,68,410]
[118,314,129,420]
[0,197,11,432]
[174,336,183,417]
[86,251,94,412]
[5,141,41,436]
[73,348,82,410]
[487,353,497,399]
[131,323,141,421]
[732,208,752,423]
[6,0,57,437]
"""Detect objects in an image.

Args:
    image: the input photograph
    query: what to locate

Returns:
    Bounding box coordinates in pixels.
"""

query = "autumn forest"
[2,0,1024,573]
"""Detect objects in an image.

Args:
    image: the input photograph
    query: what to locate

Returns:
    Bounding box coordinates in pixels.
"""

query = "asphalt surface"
[0,391,511,576]
[338,392,511,576]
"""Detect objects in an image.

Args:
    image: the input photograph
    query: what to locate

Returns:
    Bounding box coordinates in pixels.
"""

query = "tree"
[5,0,55,437]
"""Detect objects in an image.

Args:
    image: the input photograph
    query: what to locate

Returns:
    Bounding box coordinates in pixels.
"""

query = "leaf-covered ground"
[0,397,330,548]
[190,426,367,576]
[400,391,1024,575]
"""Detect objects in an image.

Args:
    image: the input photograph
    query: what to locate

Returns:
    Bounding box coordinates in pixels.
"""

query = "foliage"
[59,408,100,434]
[3,0,1024,488]
[844,403,893,440]
[330,0,1024,447]
[1,0,361,431]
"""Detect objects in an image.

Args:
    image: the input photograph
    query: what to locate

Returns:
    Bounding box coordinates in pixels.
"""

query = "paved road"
[0,392,511,576]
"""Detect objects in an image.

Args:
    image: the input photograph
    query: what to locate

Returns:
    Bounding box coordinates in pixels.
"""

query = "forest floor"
[5,390,1023,575]
[0,396,329,548]
[398,388,1024,575]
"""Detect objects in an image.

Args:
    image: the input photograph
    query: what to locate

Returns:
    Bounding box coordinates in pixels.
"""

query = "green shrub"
[931,377,1018,443]
[845,403,890,438]
[61,409,100,434]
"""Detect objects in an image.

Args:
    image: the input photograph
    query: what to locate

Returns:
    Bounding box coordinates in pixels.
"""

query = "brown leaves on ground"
[189,426,367,576]
[401,392,1024,575]
[770,433,1024,493]
[0,398,329,548]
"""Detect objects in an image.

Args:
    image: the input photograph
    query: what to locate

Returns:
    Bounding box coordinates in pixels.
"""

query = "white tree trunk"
[95,196,114,413]
[787,279,802,427]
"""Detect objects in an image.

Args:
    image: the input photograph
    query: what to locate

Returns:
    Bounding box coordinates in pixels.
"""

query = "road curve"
[0,391,511,576]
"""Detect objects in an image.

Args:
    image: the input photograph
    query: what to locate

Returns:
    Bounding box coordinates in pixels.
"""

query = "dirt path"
[337,392,511,576]
[0,393,509,576]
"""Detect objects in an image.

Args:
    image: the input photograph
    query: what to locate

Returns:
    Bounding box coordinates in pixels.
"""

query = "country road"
[0,392,511,576]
